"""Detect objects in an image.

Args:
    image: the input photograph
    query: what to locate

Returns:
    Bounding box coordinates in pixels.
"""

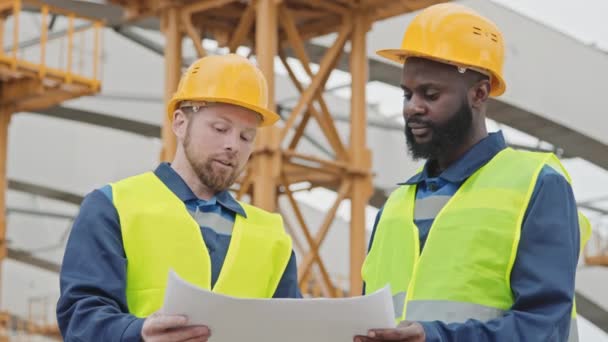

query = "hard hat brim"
[167,97,280,127]
[376,48,506,97]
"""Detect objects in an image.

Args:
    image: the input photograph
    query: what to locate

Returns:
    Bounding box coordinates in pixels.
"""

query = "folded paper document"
[161,270,395,341]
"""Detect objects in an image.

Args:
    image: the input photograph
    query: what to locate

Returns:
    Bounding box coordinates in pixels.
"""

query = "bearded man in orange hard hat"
[356,4,590,342]
[57,54,300,342]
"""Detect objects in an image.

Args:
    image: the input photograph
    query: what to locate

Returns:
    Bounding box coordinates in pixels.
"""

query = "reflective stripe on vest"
[112,172,292,317]
[407,299,505,323]
[392,292,407,319]
[390,295,579,341]
[363,148,583,341]
[569,318,579,342]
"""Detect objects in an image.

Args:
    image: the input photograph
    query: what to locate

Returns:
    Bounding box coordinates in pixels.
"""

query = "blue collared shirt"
[366,132,580,341]
[57,163,301,342]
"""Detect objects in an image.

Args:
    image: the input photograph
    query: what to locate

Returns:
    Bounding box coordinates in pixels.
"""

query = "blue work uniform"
[57,163,301,342]
[366,131,580,341]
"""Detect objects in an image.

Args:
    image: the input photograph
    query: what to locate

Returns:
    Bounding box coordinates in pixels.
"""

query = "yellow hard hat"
[377,3,506,96]
[167,54,279,126]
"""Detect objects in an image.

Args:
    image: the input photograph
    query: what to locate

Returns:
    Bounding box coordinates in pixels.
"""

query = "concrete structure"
[1,0,607,339]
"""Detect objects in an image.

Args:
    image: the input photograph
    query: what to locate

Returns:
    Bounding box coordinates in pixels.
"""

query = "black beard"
[405,100,473,161]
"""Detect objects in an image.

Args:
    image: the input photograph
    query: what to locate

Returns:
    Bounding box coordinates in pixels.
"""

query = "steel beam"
[159,8,181,162]
[251,0,280,211]
[347,10,372,296]
[6,248,60,273]
[8,179,83,205]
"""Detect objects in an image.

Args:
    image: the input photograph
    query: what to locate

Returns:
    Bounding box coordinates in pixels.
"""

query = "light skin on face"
[170,102,261,200]
[143,103,260,341]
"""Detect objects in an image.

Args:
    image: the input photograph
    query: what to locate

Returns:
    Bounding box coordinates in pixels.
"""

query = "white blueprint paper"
[161,270,396,342]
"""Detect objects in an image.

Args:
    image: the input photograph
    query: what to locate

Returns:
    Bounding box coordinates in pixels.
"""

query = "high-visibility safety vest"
[111,172,293,318]
[362,148,591,342]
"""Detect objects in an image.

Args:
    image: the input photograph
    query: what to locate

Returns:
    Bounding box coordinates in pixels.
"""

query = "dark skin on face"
[401,57,491,172]
[353,58,492,342]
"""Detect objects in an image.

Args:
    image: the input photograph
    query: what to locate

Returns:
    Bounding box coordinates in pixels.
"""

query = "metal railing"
[0,0,103,90]
[0,310,61,341]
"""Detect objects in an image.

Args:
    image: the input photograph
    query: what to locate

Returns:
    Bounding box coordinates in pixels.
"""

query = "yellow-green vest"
[111,172,293,318]
[362,148,591,342]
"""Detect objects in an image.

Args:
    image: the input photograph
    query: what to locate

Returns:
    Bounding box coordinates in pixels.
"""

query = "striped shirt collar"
[154,162,246,218]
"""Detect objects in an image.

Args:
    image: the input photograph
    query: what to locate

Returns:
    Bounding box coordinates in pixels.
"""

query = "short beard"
[183,122,241,193]
[405,100,473,161]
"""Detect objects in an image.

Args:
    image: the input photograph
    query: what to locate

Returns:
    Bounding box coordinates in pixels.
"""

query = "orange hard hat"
[377,3,506,96]
[167,54,279,126]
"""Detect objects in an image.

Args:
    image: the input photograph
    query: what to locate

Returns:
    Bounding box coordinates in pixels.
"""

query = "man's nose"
[403,95,426,119]
[223,132,240,152]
